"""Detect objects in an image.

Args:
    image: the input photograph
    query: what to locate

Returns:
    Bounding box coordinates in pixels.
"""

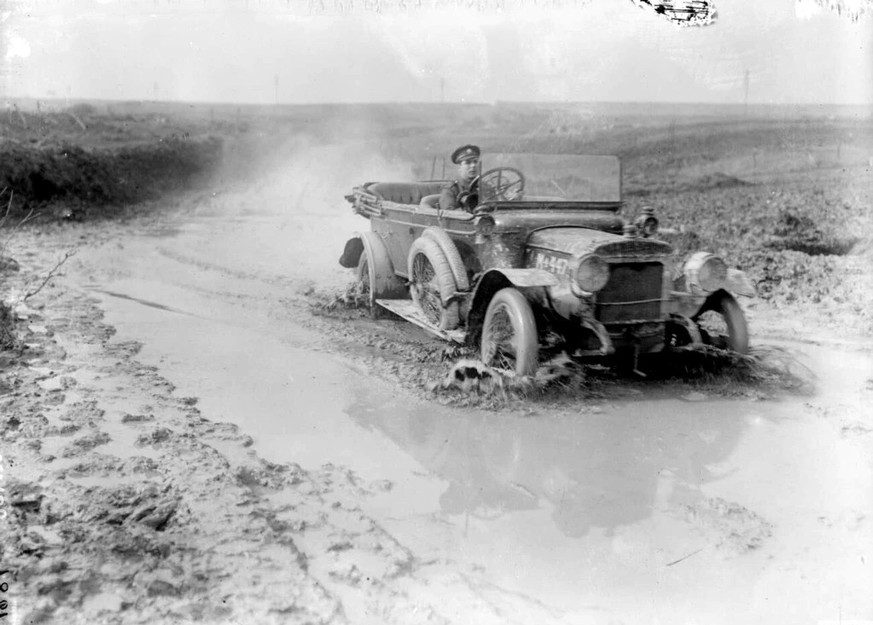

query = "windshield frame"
[476,153,622,206]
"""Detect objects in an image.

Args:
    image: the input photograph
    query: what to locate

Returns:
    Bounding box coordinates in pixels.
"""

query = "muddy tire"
[354,232,406,319]
[481,287,538,376]
[407,237,460,331]
[694,292,749,354]
[422,227,469,292]
[356,250,383,319]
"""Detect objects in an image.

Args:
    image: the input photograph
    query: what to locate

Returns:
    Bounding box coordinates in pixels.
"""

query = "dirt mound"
[625,172,752,197]
[687,172,751,192]
[0,136,223,220]
[624,166,873,336]
[764,209,858,256]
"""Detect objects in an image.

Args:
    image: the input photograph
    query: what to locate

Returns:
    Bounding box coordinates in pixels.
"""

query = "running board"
[375,299,466,344]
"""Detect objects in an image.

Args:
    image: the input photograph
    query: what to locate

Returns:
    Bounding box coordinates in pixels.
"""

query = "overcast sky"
[1,0,871,104]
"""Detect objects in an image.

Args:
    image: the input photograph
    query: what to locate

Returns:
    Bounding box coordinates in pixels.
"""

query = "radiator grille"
[595,262,663,324]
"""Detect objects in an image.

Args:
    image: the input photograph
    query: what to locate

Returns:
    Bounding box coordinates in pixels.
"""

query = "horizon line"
[5,96,873,110]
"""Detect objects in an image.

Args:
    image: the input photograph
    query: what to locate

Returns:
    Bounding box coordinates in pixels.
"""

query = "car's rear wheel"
[694,292,749,354]
[408,237,460,331]
[421,227,469,292]
[481,287,538,376]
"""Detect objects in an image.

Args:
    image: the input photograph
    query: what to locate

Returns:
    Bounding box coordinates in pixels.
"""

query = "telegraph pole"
[743,70,750,115]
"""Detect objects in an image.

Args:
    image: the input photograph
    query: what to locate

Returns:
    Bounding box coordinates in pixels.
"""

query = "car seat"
[420,194,440,209]
[367,182,446,205]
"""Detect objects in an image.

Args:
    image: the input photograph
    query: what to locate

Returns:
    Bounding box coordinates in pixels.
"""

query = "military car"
[339,152,754,376]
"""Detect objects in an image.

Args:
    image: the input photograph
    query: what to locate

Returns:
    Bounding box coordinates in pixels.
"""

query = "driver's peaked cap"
[451,144,480,164]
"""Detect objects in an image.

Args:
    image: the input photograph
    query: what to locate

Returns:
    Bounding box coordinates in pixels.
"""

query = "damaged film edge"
[630,0,717,26]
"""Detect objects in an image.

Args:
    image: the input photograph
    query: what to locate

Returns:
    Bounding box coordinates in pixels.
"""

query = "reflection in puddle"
[343,381,873,621]
[346,388,754,539]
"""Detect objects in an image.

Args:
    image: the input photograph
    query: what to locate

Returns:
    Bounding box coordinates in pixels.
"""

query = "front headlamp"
[573,253,610,293]
[685,252,728,292]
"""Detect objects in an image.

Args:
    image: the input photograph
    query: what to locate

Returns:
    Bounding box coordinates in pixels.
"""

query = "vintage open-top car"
[339,152,754,376]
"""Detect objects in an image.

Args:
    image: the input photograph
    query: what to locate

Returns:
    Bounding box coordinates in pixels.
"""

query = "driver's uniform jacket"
[438,179,474,212]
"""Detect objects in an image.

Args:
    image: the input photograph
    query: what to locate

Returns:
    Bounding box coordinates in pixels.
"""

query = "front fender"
[679,270,755,300]
[338,231,407,301]
[678,252,756,298]
[488,268,560,289]
[339,235,364,268]
[669,287,742,319]
[725,268,756,298]
[465,268,558,345]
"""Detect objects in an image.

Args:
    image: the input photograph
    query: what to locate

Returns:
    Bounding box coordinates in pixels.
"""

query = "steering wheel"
[471,167,525,202]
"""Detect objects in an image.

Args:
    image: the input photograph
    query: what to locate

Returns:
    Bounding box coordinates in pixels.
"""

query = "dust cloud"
[196,130,418,294]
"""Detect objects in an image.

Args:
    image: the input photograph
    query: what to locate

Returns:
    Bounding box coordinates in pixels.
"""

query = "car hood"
[527,227,674,259]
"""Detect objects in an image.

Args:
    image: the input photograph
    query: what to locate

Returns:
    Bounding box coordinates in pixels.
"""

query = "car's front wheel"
[407,237,460,331]
[481,287,538,376]
[694,292,750,354]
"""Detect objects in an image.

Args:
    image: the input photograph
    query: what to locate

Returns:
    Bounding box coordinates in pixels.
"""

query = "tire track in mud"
[2,285,342,624]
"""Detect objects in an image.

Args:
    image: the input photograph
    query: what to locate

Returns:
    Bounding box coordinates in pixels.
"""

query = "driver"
[439,144,480,212]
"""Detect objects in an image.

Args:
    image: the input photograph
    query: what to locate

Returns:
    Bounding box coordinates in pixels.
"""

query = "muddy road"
[4,140,872,624]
